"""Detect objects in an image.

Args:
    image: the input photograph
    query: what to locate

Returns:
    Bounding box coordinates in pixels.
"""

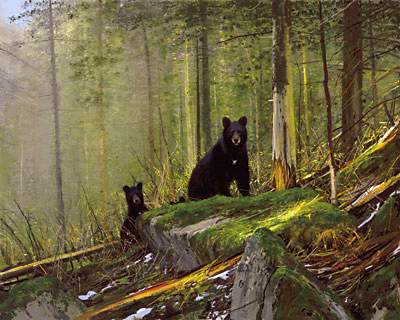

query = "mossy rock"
[350,259,400,320]
[0,276,84,320]
[140,188,356,272]
[231,228,353,320]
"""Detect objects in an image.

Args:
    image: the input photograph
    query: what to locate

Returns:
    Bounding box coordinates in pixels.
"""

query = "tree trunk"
[368,1,378,126]
[48,0,66,248]
[143,25,155,165]
[319,0,338,205]
[199,1,212,153]
[183,40,194,167]
[195,37,201,161]
[96,0,109,206]
[342,0,363,153]
[301,43,311,145]
[271,0,297,191]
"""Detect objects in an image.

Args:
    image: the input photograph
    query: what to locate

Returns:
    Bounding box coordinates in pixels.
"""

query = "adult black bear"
[120,182,148,248]
[188,116,250,200]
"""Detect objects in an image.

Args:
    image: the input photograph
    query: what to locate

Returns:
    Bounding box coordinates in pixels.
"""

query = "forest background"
[0,0,398,268]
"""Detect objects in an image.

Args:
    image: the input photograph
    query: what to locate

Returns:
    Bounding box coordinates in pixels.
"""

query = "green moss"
[188,196,355,258]
[0,276,59,312]
[351,259,400,319]
[273,267,345,320]
[144,188,318,232]
[384,309,400,320]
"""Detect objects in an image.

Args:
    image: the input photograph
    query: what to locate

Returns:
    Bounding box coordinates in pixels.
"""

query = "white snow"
[215,284,227,290]
[365,265,374,271]
[100,282,117,293]
[390,190,400,197]
[195,294,206,301]
[78,290,97,301]
[143,253,154,263]
[391,245,400,256]
[209,267,235,281]
[122,307,153,320]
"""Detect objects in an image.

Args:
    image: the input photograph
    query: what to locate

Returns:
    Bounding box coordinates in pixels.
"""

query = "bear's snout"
[132,194,141,205]
[232,132,241,145]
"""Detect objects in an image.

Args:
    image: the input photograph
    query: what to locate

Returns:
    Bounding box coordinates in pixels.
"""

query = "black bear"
[120,182,148,249]
[188,116,250,200]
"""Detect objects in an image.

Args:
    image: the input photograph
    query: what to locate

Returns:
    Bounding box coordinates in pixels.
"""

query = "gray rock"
[231,228,353,320]
[141,216,231,273]
[0,276,85,320]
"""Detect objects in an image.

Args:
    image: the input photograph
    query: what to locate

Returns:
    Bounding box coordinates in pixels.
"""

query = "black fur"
[120,182,148,248]
[188,116,250,200]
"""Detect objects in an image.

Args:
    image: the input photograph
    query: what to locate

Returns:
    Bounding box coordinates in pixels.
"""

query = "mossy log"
[0,241,119,284]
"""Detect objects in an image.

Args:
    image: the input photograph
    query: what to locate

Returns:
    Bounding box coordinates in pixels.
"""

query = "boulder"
[0,276,84,320]
[139,188,355,273]
[231,228,353,320]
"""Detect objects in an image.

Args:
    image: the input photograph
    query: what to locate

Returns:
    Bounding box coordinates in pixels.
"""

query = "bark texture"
[271,0,296,190]
[48,0,66,246]
[342,0,363,153]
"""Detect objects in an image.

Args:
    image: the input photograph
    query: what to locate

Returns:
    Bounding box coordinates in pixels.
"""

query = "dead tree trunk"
[48,0,66,247]
[342,0,363,154]
[199,1,212,153]
[195,37,201,161]
[96,0,109,206]
[319,0,338,205]
[271,0,297,190]
[143,25,155,165]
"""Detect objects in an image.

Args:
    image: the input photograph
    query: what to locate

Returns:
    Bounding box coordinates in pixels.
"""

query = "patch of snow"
[123,307,153,320]
[357,203,380,229]
[304,264,312,267]
[365,265,374,271]
[215,284,227,290]
[391,245,400,256]
[100,282,116,293]
[195,293,208,301]
[209,267,235,281]
[78,290,97,301]
[143,253,154,263]
[390,190,400,197]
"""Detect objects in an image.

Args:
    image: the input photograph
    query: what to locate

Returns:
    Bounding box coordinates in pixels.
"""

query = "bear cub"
[120,182,148,248]
[188,116,250,200]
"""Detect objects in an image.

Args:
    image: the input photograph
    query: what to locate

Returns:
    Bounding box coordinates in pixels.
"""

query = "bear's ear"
[222,117,231,129]
[238,116,247,127]
[136,182,143,191]
[123,185,130,193]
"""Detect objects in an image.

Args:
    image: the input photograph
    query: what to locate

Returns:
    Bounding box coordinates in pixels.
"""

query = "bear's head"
[222,116,247,149]
[123,183,145,210]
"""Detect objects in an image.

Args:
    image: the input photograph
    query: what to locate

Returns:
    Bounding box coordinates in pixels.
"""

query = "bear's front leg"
[215,180,231,197]
[235,166,250,196]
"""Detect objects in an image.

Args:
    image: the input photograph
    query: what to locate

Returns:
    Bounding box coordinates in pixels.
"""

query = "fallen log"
[0,240,120,284]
